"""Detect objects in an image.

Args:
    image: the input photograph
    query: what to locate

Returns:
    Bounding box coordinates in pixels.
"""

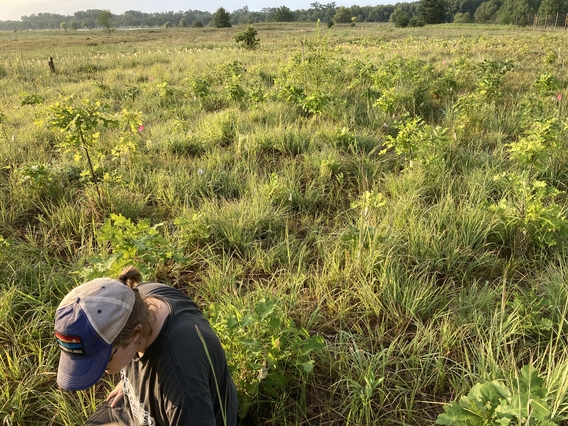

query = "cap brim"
[56,344,113,391]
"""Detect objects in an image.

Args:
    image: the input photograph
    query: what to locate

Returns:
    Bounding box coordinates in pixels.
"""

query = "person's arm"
[167,392,218,426]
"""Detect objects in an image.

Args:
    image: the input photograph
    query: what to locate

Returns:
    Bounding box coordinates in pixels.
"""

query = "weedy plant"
[207,296,324,418]
[234,26,260,50]
[474,59,514,101]
[41,97,143,203]
[488,173,568,251]
[44,97,117,188]
[437,365,556,425]
[80,213,185,280]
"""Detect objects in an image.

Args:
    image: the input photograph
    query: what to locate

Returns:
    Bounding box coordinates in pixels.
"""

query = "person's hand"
[106,381,124,408]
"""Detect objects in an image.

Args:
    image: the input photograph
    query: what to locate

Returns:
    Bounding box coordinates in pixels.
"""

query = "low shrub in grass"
[207,295,324,418]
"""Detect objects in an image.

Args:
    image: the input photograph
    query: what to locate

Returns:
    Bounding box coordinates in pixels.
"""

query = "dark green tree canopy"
[212,7,232,27]
[273,6,296,21]
[446,0,486,17]
[420,0,448,23]
[539,0,564,15]
[2,0,566,31]
[334,6,353,22]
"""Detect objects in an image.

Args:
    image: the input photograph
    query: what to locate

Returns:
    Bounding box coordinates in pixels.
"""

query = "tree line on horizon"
[0,0,566,31]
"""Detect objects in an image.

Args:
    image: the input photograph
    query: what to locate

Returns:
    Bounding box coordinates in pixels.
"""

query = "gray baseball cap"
[54,278,135,390]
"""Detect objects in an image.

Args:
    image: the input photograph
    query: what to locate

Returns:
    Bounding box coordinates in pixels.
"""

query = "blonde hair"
[113,266,155,347]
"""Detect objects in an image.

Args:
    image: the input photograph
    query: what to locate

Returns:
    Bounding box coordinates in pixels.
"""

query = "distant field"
[3,22,568,425]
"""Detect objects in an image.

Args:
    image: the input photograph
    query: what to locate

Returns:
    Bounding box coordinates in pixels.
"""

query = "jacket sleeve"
[167,392,217,426]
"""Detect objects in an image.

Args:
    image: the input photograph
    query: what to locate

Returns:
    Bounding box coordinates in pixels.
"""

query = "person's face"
[105,330,141,374]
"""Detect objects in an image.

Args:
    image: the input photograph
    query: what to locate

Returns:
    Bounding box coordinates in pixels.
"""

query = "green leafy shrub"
[224,74,246,103]
[534,72,559,96]
[249,84,267,105]
[489,173,568,250]
[371,56,452,118]
[42,97,143,199]
[437,365,556,425]
[43,97,117,200]
[81,213,184,280]
[474,59,514,101]
[392,11,410,27]
[280,84,329,116]
[186,76,212,99]
[19,92,44,107]
[16,163,53,189]
[220,60,246,79]
[234,26,260,50]
[383,115,450,166]
[207,297,325,417]
[506,118,558,171]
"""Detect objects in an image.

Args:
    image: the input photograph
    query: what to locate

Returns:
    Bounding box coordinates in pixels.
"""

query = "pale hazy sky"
[0,0,377,21]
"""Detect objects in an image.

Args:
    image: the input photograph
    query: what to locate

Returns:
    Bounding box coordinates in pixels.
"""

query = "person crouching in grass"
[54,266,238,426]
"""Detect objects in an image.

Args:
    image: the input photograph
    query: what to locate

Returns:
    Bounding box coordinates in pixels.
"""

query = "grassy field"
[3,22,568,425]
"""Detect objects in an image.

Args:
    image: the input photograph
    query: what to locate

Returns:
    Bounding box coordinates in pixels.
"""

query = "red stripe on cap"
[55,331,82,344]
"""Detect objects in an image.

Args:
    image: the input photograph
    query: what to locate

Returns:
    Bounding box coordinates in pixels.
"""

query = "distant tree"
[69,21,78,30]
[420,0,448,23]
[192,20,204,27]
[60,22,68,31]
[273,6,295,21]
[409,15,426,25]
[306,2,337,21]
[496,0,516,23]
[121,13,137,27]
[390,2,419,26]
[348,5,366,22]
[446,0,485,20]
[75,9,103,29]
[98,10,115,36]
[539,0,564,16]
[497,0,534,23]
[334,6,353,22]
[392,11,411,26]
[179,18,188,27]
[474,0,501,21]
[231,6,253,24]
[453,11,472,21]
[212,7,232,27]
[368,5,396,21]
[163,21,172,28]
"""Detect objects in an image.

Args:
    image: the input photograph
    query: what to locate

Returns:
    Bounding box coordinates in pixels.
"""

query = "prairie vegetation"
[3,23,568,425]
